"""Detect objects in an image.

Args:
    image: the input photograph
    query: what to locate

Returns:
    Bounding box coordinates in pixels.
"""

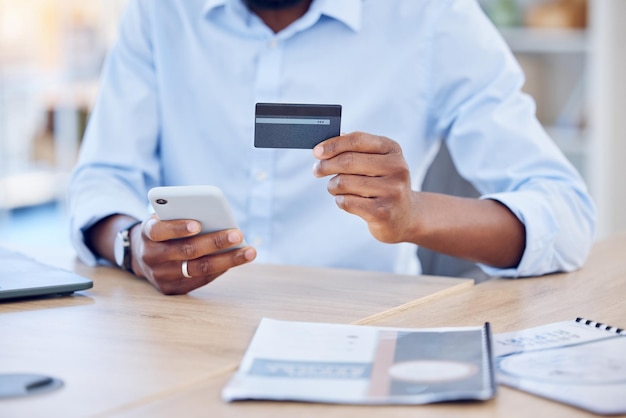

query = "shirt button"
[252,237,263,247]
[268,38,278,49]
[256,170,268,182]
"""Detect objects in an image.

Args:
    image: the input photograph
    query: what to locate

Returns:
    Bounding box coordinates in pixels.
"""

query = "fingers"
[148,246,257,295]
[179,247,256,281]
[327,173,406,201]
[142,227,247,265]
[311,131,410,201]
[314,152,394,178]
[310,131,415,245]
[312,132,404,178]
[313,131,398,159]
[135,217,257,295]
[334,193,413,244]
[144,214,201,242]
[333,193,394,224]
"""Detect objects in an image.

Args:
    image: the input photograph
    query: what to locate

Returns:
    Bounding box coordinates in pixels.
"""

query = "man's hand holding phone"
[130,186,256,295]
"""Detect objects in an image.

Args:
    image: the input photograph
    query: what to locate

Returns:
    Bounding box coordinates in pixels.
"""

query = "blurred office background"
[0,0,127,254]
[1,0,625,257]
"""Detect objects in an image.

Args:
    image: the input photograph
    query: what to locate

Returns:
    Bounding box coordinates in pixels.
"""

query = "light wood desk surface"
[112,232,626,418]
[0,256,471,417]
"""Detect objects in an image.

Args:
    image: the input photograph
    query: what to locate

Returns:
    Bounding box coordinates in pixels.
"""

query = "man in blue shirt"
[68,0,596,295]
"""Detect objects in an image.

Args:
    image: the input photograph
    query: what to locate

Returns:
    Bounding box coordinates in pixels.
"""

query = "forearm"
[408,192,526,269]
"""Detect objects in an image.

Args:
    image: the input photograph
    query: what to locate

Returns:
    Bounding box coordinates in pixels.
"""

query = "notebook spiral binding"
[576,317,624,335]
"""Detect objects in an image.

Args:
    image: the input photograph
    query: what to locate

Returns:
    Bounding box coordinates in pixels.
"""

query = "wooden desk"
[108,232,626,418]
[0,259,471,417]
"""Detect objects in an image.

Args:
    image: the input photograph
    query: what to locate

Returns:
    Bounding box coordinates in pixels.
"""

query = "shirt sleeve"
[426,0,596,277]
[67,0,160,266]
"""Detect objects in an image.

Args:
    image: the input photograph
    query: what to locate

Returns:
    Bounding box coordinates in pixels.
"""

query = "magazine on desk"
[222,318,496,405]
[494,317,626,415]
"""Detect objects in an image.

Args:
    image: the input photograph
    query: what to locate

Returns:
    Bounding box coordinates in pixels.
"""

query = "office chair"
[418,142,492,283]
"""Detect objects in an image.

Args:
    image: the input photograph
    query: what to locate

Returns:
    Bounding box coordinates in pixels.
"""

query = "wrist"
[114,220,142,273]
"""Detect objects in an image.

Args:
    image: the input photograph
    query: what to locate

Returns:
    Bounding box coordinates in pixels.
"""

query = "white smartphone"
[148,185,245,250]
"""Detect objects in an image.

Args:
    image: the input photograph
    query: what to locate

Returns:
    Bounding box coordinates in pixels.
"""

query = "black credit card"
[254,103,342,149]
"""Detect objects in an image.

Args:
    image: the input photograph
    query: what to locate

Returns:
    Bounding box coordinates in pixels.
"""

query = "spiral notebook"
[494,318,626,415]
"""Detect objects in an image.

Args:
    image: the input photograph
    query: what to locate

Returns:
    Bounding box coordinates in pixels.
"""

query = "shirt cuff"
[477,190,559,278]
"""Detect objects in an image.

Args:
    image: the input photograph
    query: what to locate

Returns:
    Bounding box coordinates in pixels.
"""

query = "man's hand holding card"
[253,102,415,246]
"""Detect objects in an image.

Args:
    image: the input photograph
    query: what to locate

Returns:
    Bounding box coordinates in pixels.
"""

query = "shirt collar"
[202,0,362,33]
[315,0,361,32]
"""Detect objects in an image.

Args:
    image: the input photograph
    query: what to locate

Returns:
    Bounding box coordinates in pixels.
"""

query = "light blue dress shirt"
[68,0,596,277]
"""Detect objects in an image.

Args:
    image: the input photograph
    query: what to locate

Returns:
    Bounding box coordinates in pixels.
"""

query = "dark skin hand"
[86,214,256,295]
[312,132,526,269]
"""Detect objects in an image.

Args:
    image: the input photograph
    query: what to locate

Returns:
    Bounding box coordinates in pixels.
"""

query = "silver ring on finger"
[181,260,192,279]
